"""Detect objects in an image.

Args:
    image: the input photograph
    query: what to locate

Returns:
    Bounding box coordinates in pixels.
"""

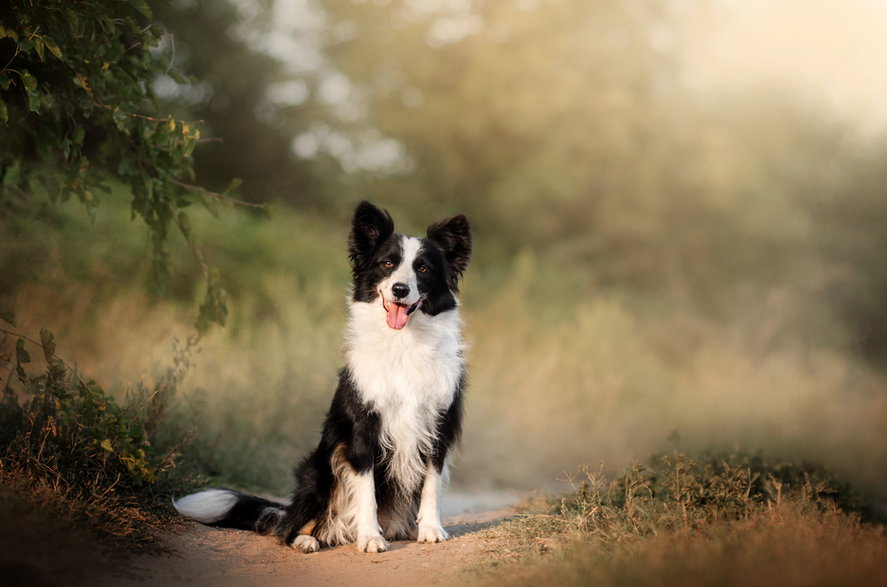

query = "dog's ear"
[427,214,472,287]
[349,201,394,268]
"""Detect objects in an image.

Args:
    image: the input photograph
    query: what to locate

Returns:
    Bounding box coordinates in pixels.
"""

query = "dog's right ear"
[349,200,395,268]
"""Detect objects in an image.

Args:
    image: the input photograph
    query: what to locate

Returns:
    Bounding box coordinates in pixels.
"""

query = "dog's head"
[348,201,471,330]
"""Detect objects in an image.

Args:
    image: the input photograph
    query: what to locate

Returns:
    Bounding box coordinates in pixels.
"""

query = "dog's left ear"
[349,200,395,269]
[427,214,472,287]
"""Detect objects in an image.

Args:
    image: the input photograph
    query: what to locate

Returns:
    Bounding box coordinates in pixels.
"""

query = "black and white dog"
[173,201,471,553]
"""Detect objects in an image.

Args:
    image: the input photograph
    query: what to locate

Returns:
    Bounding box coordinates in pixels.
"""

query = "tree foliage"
[318,1,879,310]
[319,0,720,281]
[0,0,227,328]
[149,0,340,208]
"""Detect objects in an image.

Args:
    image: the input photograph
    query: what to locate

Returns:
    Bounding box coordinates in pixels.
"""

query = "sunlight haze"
[683,0,887,131]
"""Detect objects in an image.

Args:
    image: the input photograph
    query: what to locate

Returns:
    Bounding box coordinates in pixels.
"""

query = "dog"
[173,200,472,553]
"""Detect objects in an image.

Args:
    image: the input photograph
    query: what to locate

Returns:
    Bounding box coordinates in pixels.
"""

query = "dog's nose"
[391,283,410,299]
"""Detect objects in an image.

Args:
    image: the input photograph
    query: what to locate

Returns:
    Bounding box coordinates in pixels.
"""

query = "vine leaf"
[40,329,56,363]
[15,338,31,382]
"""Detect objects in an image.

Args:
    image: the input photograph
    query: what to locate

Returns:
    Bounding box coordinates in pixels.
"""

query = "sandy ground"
[93,491,519,587]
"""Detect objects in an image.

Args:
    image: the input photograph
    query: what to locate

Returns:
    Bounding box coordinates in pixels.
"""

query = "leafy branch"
[0,0,252,331]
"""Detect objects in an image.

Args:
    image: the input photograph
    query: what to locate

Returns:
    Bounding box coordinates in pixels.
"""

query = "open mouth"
[381,294,421,330]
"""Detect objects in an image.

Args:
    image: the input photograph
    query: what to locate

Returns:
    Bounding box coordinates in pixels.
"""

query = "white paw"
[417,524,449,544]
[292,535,319,553]
[356,534,389,553]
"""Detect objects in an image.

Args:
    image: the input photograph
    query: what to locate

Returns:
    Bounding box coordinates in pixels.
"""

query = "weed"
[0,320,199,545]
[473,450,885,585]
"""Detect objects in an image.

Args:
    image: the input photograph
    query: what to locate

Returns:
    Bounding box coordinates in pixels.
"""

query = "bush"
[0,319,199,543]
[483,451,887,587]
[495,449,878,555]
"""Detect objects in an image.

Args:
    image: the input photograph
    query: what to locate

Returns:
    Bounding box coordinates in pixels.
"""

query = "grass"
[5,198,887,499]
[10,254,886,499]
[2,197,887,585]
[469,451,887,586]
[0,322,199,547]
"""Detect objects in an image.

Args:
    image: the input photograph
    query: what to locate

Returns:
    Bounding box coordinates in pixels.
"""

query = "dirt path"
[95,491,518,587]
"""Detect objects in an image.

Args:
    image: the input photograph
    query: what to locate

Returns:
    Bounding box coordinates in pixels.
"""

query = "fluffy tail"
[173,489,285,534]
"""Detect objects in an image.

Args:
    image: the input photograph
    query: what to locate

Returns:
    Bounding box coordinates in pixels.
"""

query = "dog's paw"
[417,524,449,544]
[292,535,320,554]
[356,534,389,553]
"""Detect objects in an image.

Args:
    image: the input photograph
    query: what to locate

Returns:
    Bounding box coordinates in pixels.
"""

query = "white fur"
[345,297,464,494]
[172,489,238,524]
[292,535,319,553]
[417,463,449,543]
[317,446,364,546]
[378,236,423,306]
[354,470,388,552]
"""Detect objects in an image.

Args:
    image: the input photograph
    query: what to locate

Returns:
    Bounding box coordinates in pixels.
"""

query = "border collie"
[173,201,471,553]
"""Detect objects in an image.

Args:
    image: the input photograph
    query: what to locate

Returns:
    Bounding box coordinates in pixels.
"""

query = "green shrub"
[0,318,199,541]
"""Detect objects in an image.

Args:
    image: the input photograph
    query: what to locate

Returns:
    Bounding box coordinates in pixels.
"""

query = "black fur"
[174,201,472,551]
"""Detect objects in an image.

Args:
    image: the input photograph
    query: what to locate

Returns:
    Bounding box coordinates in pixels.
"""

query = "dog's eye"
[383,260,394,269]
[417,265,428,273]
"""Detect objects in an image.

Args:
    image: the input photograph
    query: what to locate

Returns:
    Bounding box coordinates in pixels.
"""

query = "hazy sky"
[683,0,887,131]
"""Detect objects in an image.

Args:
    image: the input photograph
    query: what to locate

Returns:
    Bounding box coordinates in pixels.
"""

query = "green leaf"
[44,37,63,60]
[40,329,56,363]
[166,69,187,85]
[196,269,228,332]
[223,177,243,195]
[0,98,7,124]
[34,37,45,61]
[0,26,19,42]
[27,91,41,113]
[15,338,31,365]
[15,338,31,382]
[177,211,194,245]
[20,70,37,92]
[131,0,152,19]
[112,108,129,132]
[0,310,15,326]
[100,438,114,453]
[199,189,221,217]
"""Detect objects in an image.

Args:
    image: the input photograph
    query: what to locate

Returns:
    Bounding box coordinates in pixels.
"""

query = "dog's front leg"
[417,463,449,543]
[353,468,388,553]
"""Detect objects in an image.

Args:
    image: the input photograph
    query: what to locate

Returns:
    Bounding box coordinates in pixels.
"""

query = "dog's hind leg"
[291,519,320,553]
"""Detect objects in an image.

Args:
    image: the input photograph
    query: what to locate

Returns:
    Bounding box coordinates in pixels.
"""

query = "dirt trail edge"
[96,491,519,587]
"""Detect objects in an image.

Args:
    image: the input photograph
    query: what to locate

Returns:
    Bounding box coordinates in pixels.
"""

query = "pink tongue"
[386,303,410,330]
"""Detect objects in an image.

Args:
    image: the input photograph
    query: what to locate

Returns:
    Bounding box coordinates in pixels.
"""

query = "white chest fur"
[345,300,464,492]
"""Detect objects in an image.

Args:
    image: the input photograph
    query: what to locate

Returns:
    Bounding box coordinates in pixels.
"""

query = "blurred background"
[3,0,886,499]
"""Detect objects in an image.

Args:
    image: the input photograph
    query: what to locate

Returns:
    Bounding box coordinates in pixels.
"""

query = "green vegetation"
[1,0,236,328]
[0,320,198,546]
[1,0,887,584]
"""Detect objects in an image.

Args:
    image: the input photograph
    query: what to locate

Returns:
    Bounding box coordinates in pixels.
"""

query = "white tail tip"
[172,489,239,524]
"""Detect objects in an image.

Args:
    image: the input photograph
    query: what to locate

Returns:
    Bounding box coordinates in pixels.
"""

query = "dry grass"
[6,242,887,500]
[2,202,887,586]
[468,453,887,587]
[461,261,887,497]
[507,503,887,587]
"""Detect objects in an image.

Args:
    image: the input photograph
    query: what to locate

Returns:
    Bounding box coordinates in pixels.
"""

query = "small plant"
[477,451,886,587]
[0,318,199,542]
[486,449,878,562]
